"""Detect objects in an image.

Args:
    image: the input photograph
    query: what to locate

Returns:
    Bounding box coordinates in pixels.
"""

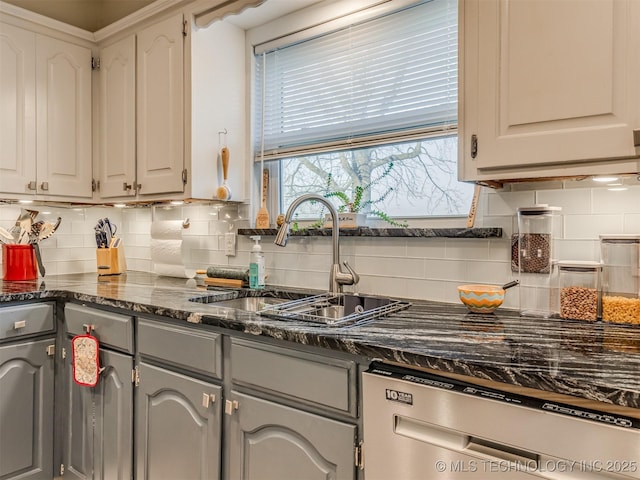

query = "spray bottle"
[249,236,265,289]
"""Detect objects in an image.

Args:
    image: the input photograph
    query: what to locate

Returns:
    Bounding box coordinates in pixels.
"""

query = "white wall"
[1,177,639,309]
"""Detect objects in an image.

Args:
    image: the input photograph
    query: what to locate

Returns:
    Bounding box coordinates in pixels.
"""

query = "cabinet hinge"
[132,366,140,386]
[60,463,65,476]
[355,441,364,470]
[91,57,100,70]
[61,347,67,360]
[182,19,188,37]
[182,168,188,185]
[471,134,478,159]
[46,344,55,357]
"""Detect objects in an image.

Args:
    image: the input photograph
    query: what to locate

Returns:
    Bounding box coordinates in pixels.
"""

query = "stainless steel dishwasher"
[362,362,640,479]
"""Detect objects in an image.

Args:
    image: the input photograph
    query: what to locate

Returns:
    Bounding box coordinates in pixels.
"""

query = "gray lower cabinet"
[226,391,357,480]
[135,362,222,480]
[0,302,55,480]
[227,338,358,480]
[62,342,133,480]
[61,303,134,480]
[0,337,55,480]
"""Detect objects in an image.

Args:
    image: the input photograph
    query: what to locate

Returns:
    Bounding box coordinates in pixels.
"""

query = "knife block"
[96,244,126,275]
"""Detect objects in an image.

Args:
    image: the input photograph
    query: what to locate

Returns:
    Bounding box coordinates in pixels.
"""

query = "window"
[253,0,473,221]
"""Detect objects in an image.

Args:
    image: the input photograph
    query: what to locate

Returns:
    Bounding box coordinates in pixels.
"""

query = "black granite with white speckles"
[2,272,639,410]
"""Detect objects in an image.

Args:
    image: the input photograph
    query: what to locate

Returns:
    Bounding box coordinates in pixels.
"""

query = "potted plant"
[321,162,408,228]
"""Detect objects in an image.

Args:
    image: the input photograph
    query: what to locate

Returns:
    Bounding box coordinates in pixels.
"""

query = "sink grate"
[258,293,411,327]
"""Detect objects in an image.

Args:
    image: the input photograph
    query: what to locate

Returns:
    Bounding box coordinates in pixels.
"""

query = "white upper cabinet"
[96,12,247,202]
[36,34,92,197]
[460,0,640,182]
[136,13,185,196]
[0,22,36,195]
[0,19,92,199]
[98,35,136,199]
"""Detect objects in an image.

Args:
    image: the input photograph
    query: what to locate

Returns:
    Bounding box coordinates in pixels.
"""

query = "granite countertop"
[2,272,640,411]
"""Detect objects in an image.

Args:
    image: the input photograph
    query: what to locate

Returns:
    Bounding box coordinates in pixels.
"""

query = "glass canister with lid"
[600,235,640,324]
[557,261,600,321]
[516,204,562,317]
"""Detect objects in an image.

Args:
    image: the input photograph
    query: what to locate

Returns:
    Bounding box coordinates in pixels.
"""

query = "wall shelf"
[238,227,502,239]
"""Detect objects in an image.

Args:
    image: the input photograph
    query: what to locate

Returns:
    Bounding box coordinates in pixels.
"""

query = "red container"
[2,244,38,280]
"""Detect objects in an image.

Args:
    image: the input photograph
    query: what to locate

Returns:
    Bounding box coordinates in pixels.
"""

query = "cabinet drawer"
[64,303,134,353]
[0,303,55,341]
[230,339,356,415]
[137,318,222,379]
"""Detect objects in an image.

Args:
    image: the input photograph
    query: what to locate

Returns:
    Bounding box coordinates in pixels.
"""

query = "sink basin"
[259,293,411,327]
[202,296,287,312]
[188,290,310,313]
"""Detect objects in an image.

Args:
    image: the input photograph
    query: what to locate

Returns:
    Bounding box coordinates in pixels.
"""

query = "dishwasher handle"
[467,436,539,469]
[394,415,539,469]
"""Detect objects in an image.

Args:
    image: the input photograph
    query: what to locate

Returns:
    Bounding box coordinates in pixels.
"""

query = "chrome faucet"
[274,193,359,294]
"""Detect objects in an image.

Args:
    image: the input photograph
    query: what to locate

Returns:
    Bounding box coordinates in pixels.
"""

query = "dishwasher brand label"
[385,389,413,405]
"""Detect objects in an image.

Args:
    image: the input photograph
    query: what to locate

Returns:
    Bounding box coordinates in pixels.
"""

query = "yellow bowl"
[458,284,505,314]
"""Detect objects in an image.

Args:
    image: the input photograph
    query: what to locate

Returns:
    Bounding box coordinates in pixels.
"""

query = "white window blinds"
[254,0,458,159]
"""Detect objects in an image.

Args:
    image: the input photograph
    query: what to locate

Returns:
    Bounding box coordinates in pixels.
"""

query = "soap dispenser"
[249,236,265,289]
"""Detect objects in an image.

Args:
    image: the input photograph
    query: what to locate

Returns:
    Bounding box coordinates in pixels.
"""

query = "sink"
[188,290,410,326]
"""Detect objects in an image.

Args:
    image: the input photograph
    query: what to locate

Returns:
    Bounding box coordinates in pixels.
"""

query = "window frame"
[246,0,469,225]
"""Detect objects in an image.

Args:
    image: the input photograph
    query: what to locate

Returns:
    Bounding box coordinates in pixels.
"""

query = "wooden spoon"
[256,169,270,228]
[216,147,231,201]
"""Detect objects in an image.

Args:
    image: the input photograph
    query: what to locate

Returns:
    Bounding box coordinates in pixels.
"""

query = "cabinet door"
[98,35,136,199]
[462,0,640,175]
[0,338,54,480]
[227,391,356,480]
[137,14,185,196]
[135,363,221,480]
[0,22,36,195]
[93,349,133,480]
[62,338,94,480]
[62,341,133,480]
[36,35,92,197]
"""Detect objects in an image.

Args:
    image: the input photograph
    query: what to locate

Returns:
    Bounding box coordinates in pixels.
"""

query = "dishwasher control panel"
[367,361,639,430]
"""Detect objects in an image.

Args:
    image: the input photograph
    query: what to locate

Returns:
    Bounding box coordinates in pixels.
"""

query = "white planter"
[323,213,367,229]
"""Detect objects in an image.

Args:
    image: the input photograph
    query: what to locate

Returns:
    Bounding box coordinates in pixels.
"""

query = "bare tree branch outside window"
[280,135,474,221]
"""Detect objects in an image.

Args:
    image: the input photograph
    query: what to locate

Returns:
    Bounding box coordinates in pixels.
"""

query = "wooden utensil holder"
[96,244,126,275]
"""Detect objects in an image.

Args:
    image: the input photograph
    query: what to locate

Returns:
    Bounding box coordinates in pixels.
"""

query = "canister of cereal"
[517,205,561,317]
[600,235,640,324]
[557,261,600,321]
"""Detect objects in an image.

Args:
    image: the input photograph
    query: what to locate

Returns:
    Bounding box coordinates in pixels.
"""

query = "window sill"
[238,227,502,239]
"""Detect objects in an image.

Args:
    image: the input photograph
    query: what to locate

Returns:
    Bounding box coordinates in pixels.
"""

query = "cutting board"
[204,277,246,288]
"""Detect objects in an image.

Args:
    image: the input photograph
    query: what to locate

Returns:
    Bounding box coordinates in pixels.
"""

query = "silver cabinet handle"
[225,399,239,415]
[634,129,640,147]
[40,181,49,191]
[14,320,26,329]
[27,181,37,191]
[202,393,216,408]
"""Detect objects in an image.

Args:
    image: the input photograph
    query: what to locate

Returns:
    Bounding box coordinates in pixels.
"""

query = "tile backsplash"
[1,177,639,308]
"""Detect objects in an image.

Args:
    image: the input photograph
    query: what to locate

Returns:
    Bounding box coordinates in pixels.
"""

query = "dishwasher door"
[362,362,640,480]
